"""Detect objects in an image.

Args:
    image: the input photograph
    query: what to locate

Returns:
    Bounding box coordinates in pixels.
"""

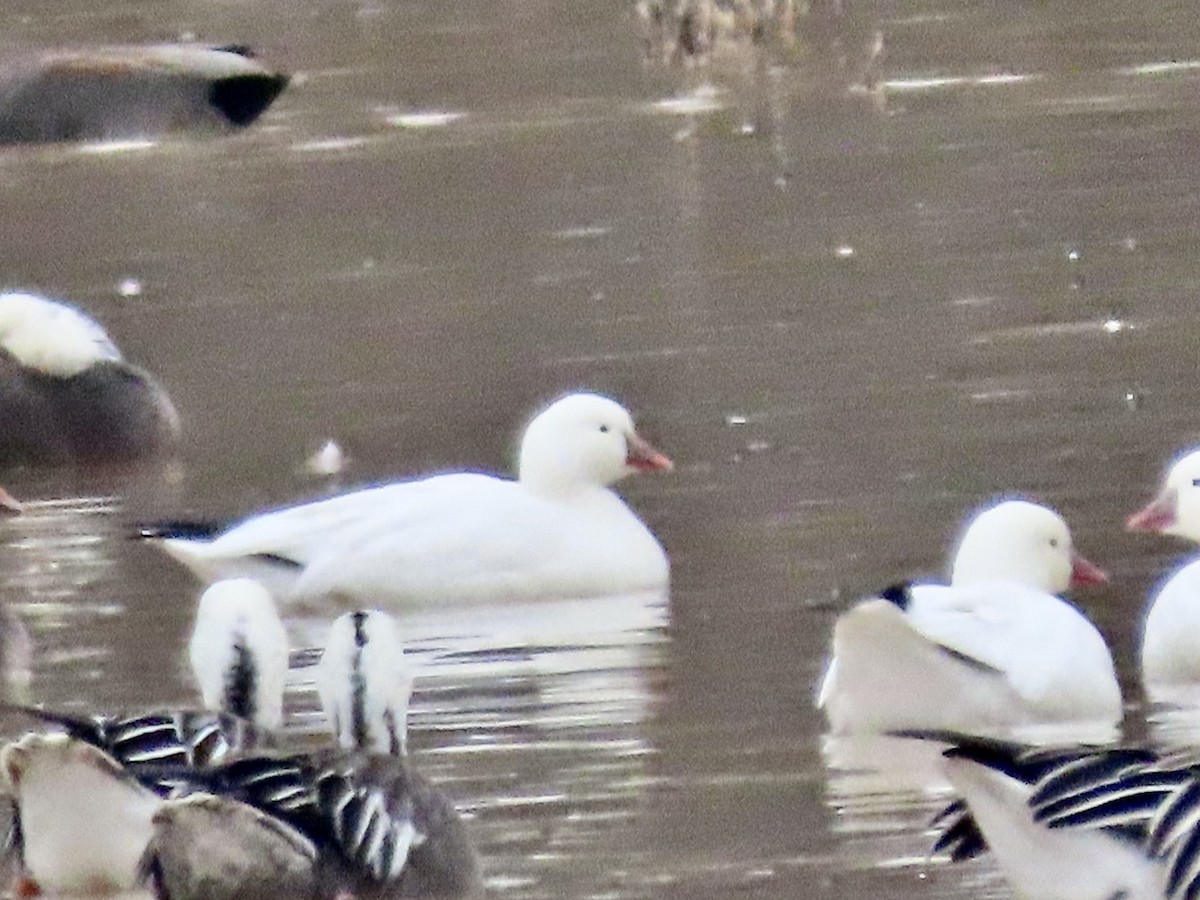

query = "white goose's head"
[950,499,1108,594]
[517,392,673,495]
[1128,449,1200,542]
[187,579,289,731]
[316,610,411,756]
[0,291,122,378]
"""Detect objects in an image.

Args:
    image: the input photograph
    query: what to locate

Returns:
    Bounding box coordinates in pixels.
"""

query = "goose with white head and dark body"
[0,578,289,896]
[141,392,673,609]
[144,609,481,900]
[0,291,180,464]
[818,499,1120,735]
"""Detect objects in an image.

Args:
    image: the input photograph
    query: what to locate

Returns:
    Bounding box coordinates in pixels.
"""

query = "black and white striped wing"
[930,798,987,861]
[1028,752,1200,900]
[314,763,421,883]
[8,705,266,776]
[1031,752,1188,837]
[197,754,319,819]
[105,711,264,769]
[928,739,1134,861]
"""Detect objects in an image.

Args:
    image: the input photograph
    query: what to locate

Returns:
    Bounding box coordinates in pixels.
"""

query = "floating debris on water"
[116,278,142,298]
[305,439,346,476]
[386,110,467,128]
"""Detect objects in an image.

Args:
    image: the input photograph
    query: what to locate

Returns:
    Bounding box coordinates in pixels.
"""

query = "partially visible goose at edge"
[0,44,287,143]
[0,290,180,464]
[0,579,289,896]
[142,609,481,900]
[1128,448,1200,700]
[818,499,1120,735]
[140,392,673,609]
[910,730,1186,900]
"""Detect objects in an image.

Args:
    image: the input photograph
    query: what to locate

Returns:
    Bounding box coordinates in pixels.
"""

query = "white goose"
[142,392,673,608]
[917,731,1188,900]
[818,500,1120,734]
[144,609,480,900]
[1128,449,1200,698]
[0,290,180,463]
[0,578,289,896]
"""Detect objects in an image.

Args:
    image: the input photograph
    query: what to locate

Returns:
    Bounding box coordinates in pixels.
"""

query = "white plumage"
[818,500,1119,734]
[1129,449,1200,700]
[146,392,673,608]
[188,578,289,731]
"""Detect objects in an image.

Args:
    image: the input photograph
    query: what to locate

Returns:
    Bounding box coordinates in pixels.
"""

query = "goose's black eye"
[599,425,610,433]
[1192,478,1200,487]
[1049,538,1059,548]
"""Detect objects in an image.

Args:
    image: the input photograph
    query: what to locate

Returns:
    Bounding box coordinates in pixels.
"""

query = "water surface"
[3,0,1200,897]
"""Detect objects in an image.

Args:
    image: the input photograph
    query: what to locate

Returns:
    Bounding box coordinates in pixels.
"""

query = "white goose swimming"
[1128,449,1200,698]
[143,609,480,900]
[916,731,1190,900]
[818,499,1120,734]
[0,578,289,896]
[142,392,673,608]
[0,290,180,463]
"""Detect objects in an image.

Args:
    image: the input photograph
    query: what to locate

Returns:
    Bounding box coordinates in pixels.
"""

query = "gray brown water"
[1,0,1200,897]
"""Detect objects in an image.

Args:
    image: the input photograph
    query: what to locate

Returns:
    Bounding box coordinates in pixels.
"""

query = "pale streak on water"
[1,0,1200,898]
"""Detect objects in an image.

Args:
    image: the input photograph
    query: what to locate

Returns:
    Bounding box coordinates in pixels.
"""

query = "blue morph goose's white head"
[187,578,289,731]
[316,610,411,756]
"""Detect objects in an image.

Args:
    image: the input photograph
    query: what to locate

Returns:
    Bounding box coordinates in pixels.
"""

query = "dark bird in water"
[0,290,181,465]
[0,44,288,144]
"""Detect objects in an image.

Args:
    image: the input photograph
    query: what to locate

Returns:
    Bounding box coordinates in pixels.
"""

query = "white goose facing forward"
[1128,449,1200,696]
[818,500,1120,734]
[143,392,673,608]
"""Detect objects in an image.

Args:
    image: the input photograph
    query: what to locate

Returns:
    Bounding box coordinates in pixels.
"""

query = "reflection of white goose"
[919,732,1177,900]
[1129,449,1200,702]
[143,392,673,610]
[0,578,289,896]
[818,500,1120,735]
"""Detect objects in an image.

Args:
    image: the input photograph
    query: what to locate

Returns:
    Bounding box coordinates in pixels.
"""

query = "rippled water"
[2,0,1200,897]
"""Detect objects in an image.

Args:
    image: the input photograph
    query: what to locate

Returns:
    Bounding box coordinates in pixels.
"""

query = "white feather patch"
[0,292,122,377]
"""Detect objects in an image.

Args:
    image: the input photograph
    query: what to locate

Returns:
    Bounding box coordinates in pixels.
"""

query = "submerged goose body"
[0,44,287,144]
[143,393,673,608]
[145,609,480,899]
[818,500,1118,734]
[1129,449,1200,697]
[918,731,1194,900]
[0,291,180,463]
[0,579,289,894]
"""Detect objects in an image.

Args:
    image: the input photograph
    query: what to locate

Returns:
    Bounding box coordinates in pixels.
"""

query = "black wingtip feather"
[879,582,912,610]
[134,520,224,541]
[208,73,290,127]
